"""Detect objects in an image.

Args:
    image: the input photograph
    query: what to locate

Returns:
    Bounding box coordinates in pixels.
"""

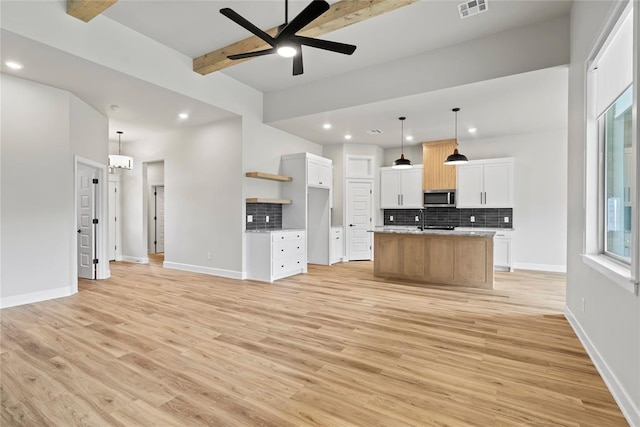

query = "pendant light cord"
[285,0,288,24]
[117,131,123,155]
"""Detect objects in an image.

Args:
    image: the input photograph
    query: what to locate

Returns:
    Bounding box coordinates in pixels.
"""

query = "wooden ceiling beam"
[67,0,118,23]
[193,0,418,75]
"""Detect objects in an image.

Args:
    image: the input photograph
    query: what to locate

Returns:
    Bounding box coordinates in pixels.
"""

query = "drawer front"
[273,231,305,242]
[272,256,305,277]
[273,239,304,259]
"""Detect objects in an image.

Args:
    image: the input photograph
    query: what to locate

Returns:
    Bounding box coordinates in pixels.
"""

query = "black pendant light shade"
[392,116,412,169]
[444,107,469,165]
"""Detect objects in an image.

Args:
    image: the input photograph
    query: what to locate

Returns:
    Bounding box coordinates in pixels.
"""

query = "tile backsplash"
[246,203,282,230]
[383,207,514,229]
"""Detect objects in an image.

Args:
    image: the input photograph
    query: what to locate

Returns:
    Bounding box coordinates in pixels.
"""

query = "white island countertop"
[245,228,304,233]
[371,227,496,237]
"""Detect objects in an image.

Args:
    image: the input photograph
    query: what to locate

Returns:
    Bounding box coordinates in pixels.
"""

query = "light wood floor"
[1,258,628,426]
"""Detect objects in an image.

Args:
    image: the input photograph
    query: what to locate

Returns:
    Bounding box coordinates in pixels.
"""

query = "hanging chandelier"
[108,131,133,170]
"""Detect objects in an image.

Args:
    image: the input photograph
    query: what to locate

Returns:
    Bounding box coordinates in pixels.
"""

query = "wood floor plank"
[0,256,628,426]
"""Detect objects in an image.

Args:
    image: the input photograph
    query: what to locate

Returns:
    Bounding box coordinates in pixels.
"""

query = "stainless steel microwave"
[424,190,456,207]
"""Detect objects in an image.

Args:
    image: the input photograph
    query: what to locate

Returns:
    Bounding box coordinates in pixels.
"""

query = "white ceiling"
[0,0,572,146]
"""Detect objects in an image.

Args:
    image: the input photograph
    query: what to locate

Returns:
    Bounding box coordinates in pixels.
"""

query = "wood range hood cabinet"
[422,139,457,190]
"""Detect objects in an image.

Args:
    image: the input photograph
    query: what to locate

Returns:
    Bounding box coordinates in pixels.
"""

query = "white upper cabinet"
[308,158,332,189]
[456,158,514,208]
[380,165,424,209]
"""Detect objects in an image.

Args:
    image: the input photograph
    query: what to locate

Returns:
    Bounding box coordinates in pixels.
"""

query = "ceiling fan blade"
[227,48,277,60]
[280,0,330,39]
[220,8,276,46]
[293,50,304,76]
[295,36,357,55]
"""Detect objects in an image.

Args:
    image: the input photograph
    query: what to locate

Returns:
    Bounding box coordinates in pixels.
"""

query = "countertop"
[371,227,495,237]
[245,228,304,233]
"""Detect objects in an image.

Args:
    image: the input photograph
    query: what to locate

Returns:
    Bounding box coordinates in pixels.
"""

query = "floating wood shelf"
[245,172,292,182]
[245,198,292,205]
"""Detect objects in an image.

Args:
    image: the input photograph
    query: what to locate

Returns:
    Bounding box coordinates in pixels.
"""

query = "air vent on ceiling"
[366,129,384,135]
[458,0,488,19]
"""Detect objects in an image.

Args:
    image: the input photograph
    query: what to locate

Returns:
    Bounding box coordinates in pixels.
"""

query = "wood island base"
[374,231,494,289]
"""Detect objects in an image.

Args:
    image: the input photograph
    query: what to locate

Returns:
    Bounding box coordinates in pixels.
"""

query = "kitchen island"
[374,229,495,289]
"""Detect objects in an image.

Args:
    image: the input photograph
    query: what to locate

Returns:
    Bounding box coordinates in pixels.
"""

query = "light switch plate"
[415,216,419,222]
[389,216,394,221]
[504,217,509,223]
[470,216,475,222]
[247,215,253,223]
[266,215,270,223]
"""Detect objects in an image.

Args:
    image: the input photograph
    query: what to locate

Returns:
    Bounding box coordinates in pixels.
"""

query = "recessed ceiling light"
[323,123,332,129]
[468,127,477,133]
[5,61,23,70]
[178,113,189,119]
[110,104,120,112]
[344,134,352,140]
[405,136,414,141]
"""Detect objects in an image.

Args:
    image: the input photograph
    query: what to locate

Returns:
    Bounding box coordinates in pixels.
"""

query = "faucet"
[418,209,425,231]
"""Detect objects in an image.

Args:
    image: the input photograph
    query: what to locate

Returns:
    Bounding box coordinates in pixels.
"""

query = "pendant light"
[444,107,469,165]
[108,131,134,170]
[392,116,412,169]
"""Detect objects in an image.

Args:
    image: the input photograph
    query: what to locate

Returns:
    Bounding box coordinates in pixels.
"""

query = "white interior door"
[77,165,96,279]
[108,180,119,261]
[155,186,165,253]
[346,181,373,261]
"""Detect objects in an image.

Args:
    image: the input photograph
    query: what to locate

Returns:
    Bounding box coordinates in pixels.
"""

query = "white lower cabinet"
[247,230,306,282]
[493,230,513,271]
[330,227,343,264]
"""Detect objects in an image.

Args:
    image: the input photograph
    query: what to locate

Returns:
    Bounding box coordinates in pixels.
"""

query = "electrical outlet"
[415,216,420,222]
[247,215,253,223]
[581,298,585,312]
[470,216,475,223]
[207,252,211,260]
[504,217,510,223]
[266,215,269,223]
[389,216,394,222]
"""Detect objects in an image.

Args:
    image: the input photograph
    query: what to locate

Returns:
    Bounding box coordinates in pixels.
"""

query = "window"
[583,1,637,293]
[601,85,633,263]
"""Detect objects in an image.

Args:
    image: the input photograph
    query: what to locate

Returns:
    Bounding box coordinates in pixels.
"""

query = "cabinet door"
[456,164,484,208]
[380,169,401,208]
[308,160,331,188]
[494,237,511,269]
[400,168,423,208]
[483,162,512,207]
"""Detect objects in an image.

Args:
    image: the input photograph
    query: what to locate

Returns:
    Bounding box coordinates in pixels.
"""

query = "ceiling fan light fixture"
[277,43,297,58]
[392,116,412,169]
[444,107,469,166]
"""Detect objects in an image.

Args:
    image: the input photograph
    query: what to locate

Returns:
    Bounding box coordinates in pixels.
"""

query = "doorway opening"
[146,161,165,259]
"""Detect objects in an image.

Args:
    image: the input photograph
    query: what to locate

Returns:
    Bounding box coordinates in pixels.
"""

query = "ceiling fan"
[220,0,357,76]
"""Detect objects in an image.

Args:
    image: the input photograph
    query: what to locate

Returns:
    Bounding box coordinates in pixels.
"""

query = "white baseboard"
[565,307,640,427]
[163,261,243,280]
[0,286,75,309]
[121,255,149,264]
[513,262,566,273]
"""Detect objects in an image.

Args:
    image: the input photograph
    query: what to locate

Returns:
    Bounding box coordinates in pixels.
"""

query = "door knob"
[349,224,355,227]
[77,229,81,234]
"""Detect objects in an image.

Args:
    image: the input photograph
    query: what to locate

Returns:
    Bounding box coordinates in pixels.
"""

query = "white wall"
[323,144,345,226]
[147,161,164,186]
[120,118,243,277]
[566,1,640,424]
[459,130,568,271]
[383,145,423,168]
[1,74,108,307]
